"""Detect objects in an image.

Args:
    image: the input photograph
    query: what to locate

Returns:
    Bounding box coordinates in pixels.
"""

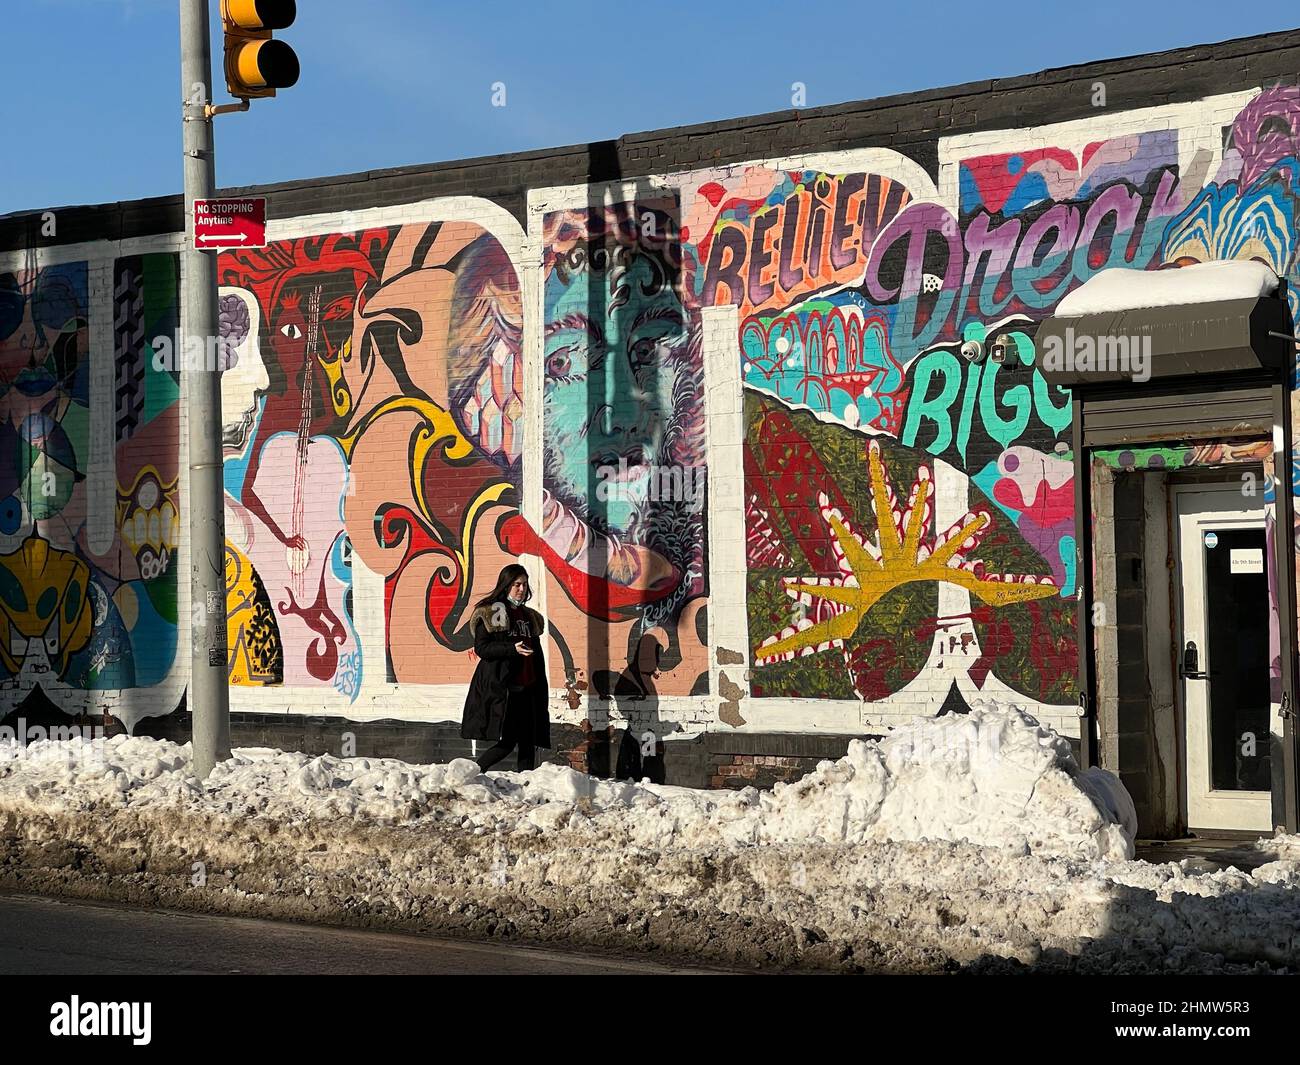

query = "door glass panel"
[1203,527,1269,791]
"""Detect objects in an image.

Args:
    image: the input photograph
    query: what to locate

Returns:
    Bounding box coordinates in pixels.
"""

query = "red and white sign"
[193,197,267,251]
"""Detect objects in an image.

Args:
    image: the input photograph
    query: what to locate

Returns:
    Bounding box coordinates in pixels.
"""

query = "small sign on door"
[1230,548,1264,575]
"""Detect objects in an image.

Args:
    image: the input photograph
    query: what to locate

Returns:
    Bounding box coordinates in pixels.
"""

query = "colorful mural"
[673,93,1297,713]
[1151,85,1300,710]
[194,83,1300,720]
[0,255,180,710]
[102,255,182,690]
[540,200,709,697]
[218,221,528,695]
[7,77,1300,737]
[219,234,373,696]
[744,396,1065,700]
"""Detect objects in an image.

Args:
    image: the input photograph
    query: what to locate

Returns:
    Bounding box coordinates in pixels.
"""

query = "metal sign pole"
[180,0,231,779]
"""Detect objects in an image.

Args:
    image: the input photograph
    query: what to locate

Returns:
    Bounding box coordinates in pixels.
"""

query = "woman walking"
[462,564,551,771]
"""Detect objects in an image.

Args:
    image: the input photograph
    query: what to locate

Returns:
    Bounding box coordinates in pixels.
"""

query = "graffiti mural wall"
[669,157,1085,718]
[217,217,528,699]
[0,254,182,726]
[5,75,1300,741]
[538,199,709,702]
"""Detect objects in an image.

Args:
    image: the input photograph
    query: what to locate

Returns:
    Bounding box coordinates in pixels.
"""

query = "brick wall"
[1,30,1299,777]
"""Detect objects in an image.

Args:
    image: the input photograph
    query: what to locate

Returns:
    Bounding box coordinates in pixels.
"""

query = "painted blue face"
[543,252,688,535]
[0,265,87,403]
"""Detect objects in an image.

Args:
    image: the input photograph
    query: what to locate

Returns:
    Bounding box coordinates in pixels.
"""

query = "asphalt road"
[0,893,724,975]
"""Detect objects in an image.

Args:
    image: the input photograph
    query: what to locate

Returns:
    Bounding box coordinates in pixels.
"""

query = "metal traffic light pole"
[179,0,231,779]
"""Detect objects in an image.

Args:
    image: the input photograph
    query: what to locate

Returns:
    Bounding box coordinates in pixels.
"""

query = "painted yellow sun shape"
[755,440,1058,663]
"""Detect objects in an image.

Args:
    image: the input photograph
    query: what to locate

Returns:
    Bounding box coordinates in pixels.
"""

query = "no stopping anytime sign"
[193,197,267,250]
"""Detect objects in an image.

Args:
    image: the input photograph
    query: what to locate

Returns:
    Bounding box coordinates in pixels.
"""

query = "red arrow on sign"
[194,197,267,251]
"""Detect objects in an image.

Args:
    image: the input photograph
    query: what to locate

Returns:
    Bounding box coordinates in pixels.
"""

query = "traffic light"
[221,0,300,100]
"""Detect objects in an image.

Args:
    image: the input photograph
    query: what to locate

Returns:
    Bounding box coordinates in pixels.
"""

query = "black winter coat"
[460,602,551,747]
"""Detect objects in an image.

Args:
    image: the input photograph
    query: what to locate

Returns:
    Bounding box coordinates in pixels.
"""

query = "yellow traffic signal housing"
[221,0,300,100]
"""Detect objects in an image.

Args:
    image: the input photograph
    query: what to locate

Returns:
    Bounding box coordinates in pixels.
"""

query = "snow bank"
[1258,833,1300,861]
[0,704,1132,861]
[1055,260,1279,317]
[9,707,1300,972]
[753,706,1132,860]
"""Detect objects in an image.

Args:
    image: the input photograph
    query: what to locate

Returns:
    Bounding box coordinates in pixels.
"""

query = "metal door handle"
[1180,640,1209,680]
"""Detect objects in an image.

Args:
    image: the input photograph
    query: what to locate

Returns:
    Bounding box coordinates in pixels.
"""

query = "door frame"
[1065,371,1296,835]
[1171,481,1275,832]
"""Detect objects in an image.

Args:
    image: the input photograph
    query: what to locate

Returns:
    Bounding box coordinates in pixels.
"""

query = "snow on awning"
[1055,261,1281,318]
[1035,261,1294,389]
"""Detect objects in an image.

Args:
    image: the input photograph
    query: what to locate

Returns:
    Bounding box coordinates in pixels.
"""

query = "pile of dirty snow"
[0,704,1133,861]
[22,707,1300,972]
[754,705,1136,860]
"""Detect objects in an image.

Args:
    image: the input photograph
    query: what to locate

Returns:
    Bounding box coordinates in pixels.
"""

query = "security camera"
[989,333,1018,365]
[959,339,984,363]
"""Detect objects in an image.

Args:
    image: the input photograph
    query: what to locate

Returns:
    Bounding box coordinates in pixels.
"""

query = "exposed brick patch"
[717,671,746,727]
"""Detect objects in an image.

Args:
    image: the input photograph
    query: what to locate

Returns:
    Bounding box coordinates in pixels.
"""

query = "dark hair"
[477,563,531,608]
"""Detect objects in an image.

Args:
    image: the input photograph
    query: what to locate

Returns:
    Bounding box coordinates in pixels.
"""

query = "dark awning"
[1035,294,1294,389]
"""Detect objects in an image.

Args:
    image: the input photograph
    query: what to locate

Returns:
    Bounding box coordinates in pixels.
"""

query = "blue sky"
[3,1,1296,214]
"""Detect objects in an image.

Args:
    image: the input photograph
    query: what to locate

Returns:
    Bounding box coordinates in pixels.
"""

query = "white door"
[1173,484,1275,833]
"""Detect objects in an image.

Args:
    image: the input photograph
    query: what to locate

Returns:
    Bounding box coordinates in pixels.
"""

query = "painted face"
[269,280,356,425]
[0,267,85,408]
[543,253,688,535]
[219,289,269,447]
[0,267,87,530]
